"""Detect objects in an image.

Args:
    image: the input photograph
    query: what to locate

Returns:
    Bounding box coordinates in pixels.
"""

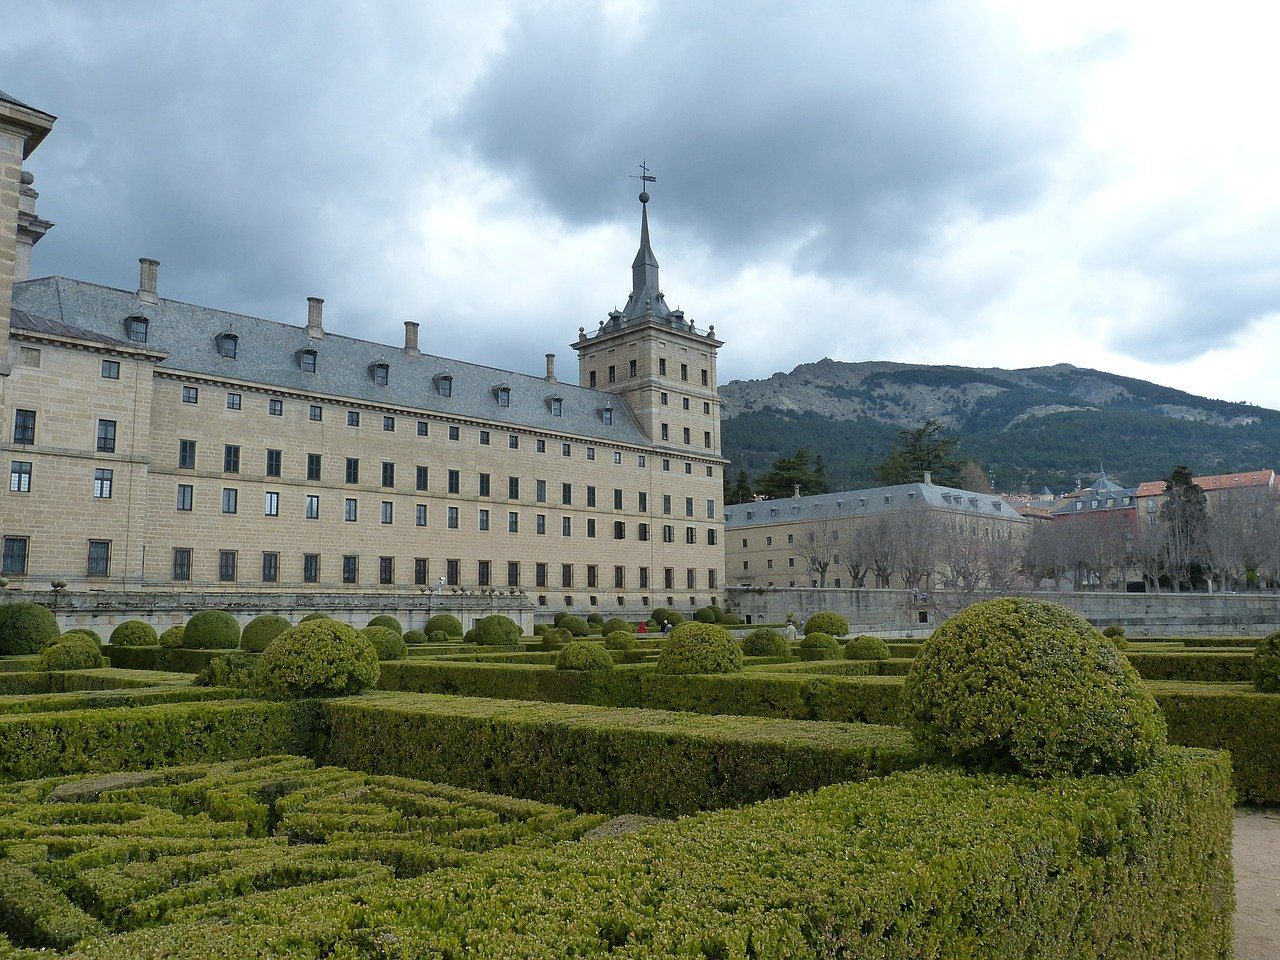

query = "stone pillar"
[404,320,420,356]
[306,297,324,339]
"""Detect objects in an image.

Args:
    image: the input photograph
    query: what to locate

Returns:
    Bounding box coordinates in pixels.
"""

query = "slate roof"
[10,306,134,349]
[11,276,652,447]
[724,483,1025,528]
[1049,472,1137,516]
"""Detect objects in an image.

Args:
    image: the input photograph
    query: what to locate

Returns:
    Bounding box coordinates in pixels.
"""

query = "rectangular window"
[613,488,623,510]
[508,434,519,449]
[266,449,282,477]
[536,514,546,535]
[687,568,696,589]
[305,494,320,519]
[664,567,675,590]
[222,488,238,514]
[629,359,637,377]
[179,439,196,469]
[384,416,395,432]
[447,559,460,586]
[479,508,490,531]
[587,564,598,588]
[707,529,718,546]
[660,423,669,441]
[561,516,571,537]
[101,360,120,379]
[301,352,316,373]
[346,458,360,484]
[561,563,574,588]
[587,518,596,538]
[663,495,671,515]
[536,439,546,453]
[613,520,625,540]
[608,364,616,383]
[381,462,395,488]
[536,479,547,503]
[347,410,361,427]
[508,476,520,499]
[448,506,459,529]
[307,454,322,481]
[704,431,712,448]
[663,524,674,543]
[13,409,35,445]
[561,482,572,505]
[303,553,320,583]
[708,568,718,588]
[343,555,358,584]
[87,539,111,577]
[414,558,427,586]
[638,491,648,512]
[561,442,571,457]
[219,549,239,585]
[380,556,394,585]
[172,548,191,582]
[310,404,323,421]
[9,461,31,493]
[223,444,240,473]
[176,484,193,511]
[507,561,520,587]
[416,504,427,526]
[479,473,491,497]
[662,459,670,472]
[344,497,357,522]
[701,368,709,386]
[449,425,460,441]
[587,486,597,508]
[587,446,596,461]
[226,392,242,410]
[659,358,667,376]
[639,454,647,467]
[182,386,199,404]
[589,370,597,387]
[96,419,117,453]
[479,430,490,445]
[680,363,688,381]
[265,491,280,516]
[685,497,694,517]
[683,427,691,444]
[640,567,649,589]
[269,398,283,416]
[381,501,393,524]
[638,522,649,541]
[535,563,547,587]
[417,420,428,436]
[686,527,697,545]
[477,559,491,587]
[614,565,625,588]
[93,469,113,500]
[448,469,460,494]
[416,466,428,491]
[508,511,519,533]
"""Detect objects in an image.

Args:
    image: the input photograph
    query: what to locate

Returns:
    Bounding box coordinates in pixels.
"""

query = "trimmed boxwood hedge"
[555,642,614,671]
[366,614,403,635]
[803,611,849,637]
[239,615,291,653]
[109,620,157,647]
[38,636,106,672]
[1126,651,1254,683]
[0,603,59,655]
[0,669,191,696]
[103,645,244,674]
[182,611,240,649]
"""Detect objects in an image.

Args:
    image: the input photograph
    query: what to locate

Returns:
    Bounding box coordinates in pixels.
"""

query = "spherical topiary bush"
[194,653,257,689]
[586,613,605,629]
[602,618,632,636]
[183,610,240,649]
[655,621,743,675]
[652,608,685,627]
[64,627,102,643]
[38,636,105,672]
[603,630,637,652]
[253,620,379,699]
[1102,625,1125,639]
[300,612,331,623]
[706,605,725,623]
[361,625,407,661]
[159,626,185,648]
[559,615,589,638]
[109,619,157,647]
[240,615,292,653]
[367,615,403,635]
[742,628,788,657]
[424,614,463,638]
[537,627,572,652]
[721,611,742,626]
[904,597,1167,778]
[0,602,59,655]
[799,631,839,660]
[844,635,891,661]
[428,630,448,644]
[403,629,428,646]
[694,607,717,623]
[552,611,571,626]
[1255,631,1280,693]
[803,611,849,638]
[470,615,522,646]
[555,641,614,671]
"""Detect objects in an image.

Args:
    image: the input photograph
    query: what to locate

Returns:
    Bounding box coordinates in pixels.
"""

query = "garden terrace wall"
[317,692,918,815]
[67,748,1233,960]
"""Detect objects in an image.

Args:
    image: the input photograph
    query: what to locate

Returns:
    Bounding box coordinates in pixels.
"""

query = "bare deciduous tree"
[799,509,839,587]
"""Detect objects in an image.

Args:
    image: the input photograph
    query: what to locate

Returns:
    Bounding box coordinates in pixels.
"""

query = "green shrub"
[555,641,614,671]
[424,614,463,638]
[706,605,725,623]
[1102,625,1125,639]
[253,620,379,699]
[742,628,788,657]
[799,631,839,660]
[1255,631,1280,692]
[61,627,101,643]
[108,620,157,647]
[558,615,589,638]
[367,614,403,635]
[300,612,330,622]
[361,625,407,661]
[158,626,184,648]
[428,630,449,644]
[193,653,258,688]
[603,630,637,652]
[38,636,105,672]
[694,607,717,623]
[601,618,632,635]
[469,615,522,646]
[239,615,291,653]
[652,607,685,627]
[1125,652,1252,682]
[721,611,743,626]
[655,621,743,675]
[585,612,605,629]
[645,619,661,632]
[182,610,240,649]
[905,597,1167,778]
[0,602,59,655]
[537,627,572,652]
[844,635,891,661]
[803,611,849,637]
[403,629,428,645]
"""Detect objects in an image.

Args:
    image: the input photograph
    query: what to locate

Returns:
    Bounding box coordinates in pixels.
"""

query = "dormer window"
[125,316,149,343]
[299,349,317,373]
[497,386,511,407]
[216,332,238,359]
[602,407,613,425]
[371,363,389,386]
[549,397,563,417]
[436,375,453,398]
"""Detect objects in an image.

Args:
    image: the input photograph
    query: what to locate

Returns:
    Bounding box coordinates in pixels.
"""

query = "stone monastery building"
[0,89,726,616]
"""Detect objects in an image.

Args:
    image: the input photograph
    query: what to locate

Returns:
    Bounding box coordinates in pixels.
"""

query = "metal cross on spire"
[629,160,656,202]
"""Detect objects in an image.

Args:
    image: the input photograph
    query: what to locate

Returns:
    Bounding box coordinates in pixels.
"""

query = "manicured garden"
[0,598,1244,956]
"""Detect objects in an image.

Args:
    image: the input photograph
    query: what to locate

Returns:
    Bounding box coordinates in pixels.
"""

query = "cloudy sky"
[8,1,1280,406]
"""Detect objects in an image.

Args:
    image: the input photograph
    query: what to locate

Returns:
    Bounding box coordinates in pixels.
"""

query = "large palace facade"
[0,89,726,616]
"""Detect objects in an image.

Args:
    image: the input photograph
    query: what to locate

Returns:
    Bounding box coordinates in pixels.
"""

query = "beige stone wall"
[0,128,20,352]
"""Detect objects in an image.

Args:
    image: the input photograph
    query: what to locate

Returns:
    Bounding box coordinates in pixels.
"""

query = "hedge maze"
[0,601,1251,957]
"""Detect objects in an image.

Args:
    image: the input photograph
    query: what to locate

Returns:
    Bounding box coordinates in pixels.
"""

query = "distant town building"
[1050,471,1138,534]
[1135,469,1277,525]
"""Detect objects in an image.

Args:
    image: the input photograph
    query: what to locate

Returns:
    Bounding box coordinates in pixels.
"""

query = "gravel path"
[1235,809,1280,960]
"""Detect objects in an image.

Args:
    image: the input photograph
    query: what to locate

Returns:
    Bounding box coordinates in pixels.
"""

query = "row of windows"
[587,359,709,387]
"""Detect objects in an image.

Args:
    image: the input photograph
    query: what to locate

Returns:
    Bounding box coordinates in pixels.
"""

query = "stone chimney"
[793,483,801,498]
[136,258,159,305]
[14,172,52,283]
[923,471,933,485]
[403,321,420,356]
[545,353,556,382]
[306,297,324,339]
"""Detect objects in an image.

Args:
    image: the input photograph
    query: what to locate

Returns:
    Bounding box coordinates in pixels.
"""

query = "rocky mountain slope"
[719,359,1279,492]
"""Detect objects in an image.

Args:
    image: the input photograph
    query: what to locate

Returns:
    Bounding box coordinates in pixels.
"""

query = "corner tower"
[573,188,724,457]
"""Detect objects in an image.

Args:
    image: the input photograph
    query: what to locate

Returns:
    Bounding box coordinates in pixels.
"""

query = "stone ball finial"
[579,326,585,336]
[20,171,34,186]
[639,191,649,204]
[708,325,715,336]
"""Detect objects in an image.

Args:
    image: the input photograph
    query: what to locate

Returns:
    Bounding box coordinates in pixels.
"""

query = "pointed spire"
[631,192,660,299]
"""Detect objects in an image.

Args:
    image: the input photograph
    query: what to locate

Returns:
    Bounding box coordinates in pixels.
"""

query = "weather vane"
[630,160,656,202]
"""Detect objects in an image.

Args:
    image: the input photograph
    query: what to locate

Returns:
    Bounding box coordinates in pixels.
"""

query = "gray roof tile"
[724,482,1027,528]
